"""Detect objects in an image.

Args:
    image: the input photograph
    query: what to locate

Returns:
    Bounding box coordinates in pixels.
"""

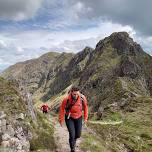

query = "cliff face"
[41,32,152,117]
[0,77,31,151]
[77,32,152,115]
[41,46,93,101]
[0,77,55,152]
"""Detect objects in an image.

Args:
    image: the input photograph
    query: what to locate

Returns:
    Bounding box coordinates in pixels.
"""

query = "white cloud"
[133,35,152,55]
[0,40,7,48]
[68,0,152,36]
[0,0,151,73]
[17,46,24,53]
[0,0,43,21]
[71,2,91,20]
[6,21,133,51]
[0,19,151,72]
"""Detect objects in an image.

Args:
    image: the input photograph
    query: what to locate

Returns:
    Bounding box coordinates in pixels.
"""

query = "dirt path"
[89,120,123,125]
[53,119,82,152]
[49,115,123,152]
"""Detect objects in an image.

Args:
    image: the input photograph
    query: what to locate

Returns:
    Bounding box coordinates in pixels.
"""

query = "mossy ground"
[0,77,26,115]
[29,112,56,152]
[0,77,56,152]
[83,96,152,152]
[81,132,110,152]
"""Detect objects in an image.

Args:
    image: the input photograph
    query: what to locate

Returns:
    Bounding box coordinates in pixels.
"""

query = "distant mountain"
[1,52,74,94]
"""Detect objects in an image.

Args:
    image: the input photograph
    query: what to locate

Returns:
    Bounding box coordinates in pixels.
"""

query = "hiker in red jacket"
[41,104,49,114]
[59,86,88,152]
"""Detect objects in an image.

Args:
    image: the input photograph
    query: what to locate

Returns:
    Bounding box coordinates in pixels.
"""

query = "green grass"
[0,77,26,115]
[0,77,56,151]
[81,132,109,152]
[104,111,122,122]
[86,96,152,152]
[29,112,56,151]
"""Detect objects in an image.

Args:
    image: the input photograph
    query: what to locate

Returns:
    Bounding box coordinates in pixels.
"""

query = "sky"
[0,0,152,72]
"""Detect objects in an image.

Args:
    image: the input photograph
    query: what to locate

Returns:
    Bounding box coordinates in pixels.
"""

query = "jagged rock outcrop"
[0,77,32,151]
[41,46,93,101]
[78,32,152,114]
[0,111,30,152]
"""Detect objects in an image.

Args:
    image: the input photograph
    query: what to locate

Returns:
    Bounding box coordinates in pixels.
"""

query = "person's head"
[70,86,80,100]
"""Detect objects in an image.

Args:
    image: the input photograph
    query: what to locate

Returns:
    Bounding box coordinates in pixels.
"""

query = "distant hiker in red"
[59,86,88,152]
[41,104,49,114]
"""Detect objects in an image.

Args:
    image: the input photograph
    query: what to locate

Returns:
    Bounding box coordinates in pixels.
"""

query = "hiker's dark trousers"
[65,115,82,150]
[43,110,48,114]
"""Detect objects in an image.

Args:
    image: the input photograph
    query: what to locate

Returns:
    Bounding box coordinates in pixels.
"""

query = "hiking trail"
[51,116,82,152]
[48,114,123,152]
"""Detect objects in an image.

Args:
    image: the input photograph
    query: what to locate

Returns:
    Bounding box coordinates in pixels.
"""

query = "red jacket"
[59,93,88,124]
[41,104,49,111]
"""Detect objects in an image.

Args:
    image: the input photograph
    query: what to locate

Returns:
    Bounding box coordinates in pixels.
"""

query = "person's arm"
[82,95,88,123]
[46,105,49,111]
[59,98,67,126]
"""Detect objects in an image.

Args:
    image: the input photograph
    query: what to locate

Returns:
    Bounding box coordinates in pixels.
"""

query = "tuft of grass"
[104,111,122,122]
[81,132,109,152]
[29,112,56,151]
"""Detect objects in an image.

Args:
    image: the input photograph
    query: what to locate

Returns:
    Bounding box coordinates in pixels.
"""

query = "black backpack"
[65,95,84,113]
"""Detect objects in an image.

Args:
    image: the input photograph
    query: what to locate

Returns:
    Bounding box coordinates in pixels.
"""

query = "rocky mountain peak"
[83,46,93,54]
[69,46,93,66]
[96,32,145,56]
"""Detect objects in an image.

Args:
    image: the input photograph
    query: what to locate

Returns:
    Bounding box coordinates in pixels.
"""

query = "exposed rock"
[0,111,6,119]
[1,119,7,132]
[6,125,15,136]
[2,134,11,141]
[16,113,25,120]
[97,106,104,119]
[119,56,141,78]
[0,112,30,152]
[0,78,31,152]
[1,140,10,148]
[107,32,144,56]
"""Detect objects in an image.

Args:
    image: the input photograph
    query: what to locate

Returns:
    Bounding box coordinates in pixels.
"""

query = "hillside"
[0,77,56,151]
[0,77,31,151]
[1,52,74,95]
[1,32,152,152]
[40,32,152,115]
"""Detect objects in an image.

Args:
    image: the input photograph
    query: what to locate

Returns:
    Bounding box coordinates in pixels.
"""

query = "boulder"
[2,133,11,141]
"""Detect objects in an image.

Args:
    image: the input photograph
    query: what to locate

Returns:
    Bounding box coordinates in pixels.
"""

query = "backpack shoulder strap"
[65,98,77,113]
[80,94,85,110]
[80,95,84,103]
[65,94,85,112]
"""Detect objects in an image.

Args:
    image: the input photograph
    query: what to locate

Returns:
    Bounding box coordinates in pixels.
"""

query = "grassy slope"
[31,85,74,152]
[81,96,152,152]
[0,77,26,114]
[29,112,56,152]
[0,77,56,152]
